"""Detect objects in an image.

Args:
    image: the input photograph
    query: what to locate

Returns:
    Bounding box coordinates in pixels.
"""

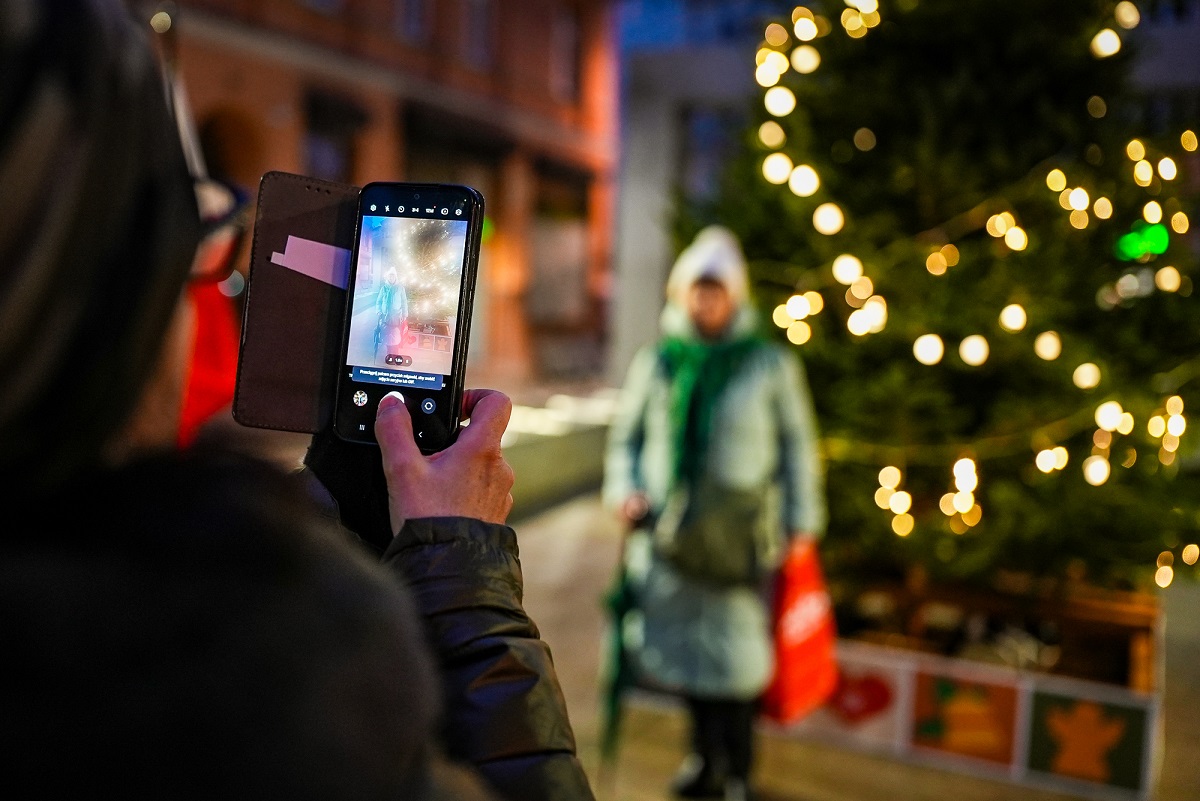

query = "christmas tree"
[676,0,1200,597]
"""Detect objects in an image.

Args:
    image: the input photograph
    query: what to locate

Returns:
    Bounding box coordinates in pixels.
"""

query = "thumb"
[375,392,423,468]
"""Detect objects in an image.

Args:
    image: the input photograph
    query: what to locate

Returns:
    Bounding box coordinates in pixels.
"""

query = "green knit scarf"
[659,334,766,484]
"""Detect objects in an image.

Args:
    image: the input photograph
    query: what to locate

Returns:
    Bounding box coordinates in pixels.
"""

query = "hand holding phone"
[375,389,515,534]
[333,182,484,452]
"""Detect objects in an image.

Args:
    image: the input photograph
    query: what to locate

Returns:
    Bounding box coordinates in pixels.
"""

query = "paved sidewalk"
[512,491,1200,801]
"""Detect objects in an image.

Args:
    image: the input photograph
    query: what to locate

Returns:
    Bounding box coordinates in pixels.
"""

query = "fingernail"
[378,391,405,416]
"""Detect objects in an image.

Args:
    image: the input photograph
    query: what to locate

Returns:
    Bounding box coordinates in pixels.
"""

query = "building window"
[304,91,368,183]
[461,0,495,71]
[394,0,432,45]
[298,0,344,14]
[679,105,743,203]
[550,6,580,102]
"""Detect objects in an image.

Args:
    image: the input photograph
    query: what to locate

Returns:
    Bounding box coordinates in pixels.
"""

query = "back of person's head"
[0,447,444,799]
[0,0,201,494]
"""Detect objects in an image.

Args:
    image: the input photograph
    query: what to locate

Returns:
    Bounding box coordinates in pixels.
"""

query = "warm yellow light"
[765,22,790,46]
[756,47,772,66]
[813,203,845,235]
[1171,212,1189,234]
[1054,447,1069,470]
[789,164,820,197]
[1004,226,1028,251]
[785,294,811,319]
[846,309,871,337]
[1073,363,1101,389]
[939,493,956,516]
[772,305,792,328]
[941,244,960,266]
[794,17,818,41]
[849,276,874,300]
[999,304,1027,332]
[926,252,948,275]
[758,120,786,148]
[841,8,863,31]
[1183,130,1199,152]
[986,213,1011,237]
[954,470,978,493]
[853,127,877,151]
[1158,550,1174,568]
[863,295,888,333]
[1164,434,1180,452]
[1046,169,1067,192]
[1118,412,1135,436]
[1035,449,1057,473]
[913,334,944,365]
[961,505,982,527]
[879,465,902,489]
[786,320,812,345]
[1083,455,1111,485]
[952,491,975,514]
[791,45,820,73]
[1068,187,1090,211]
[756,62,782,87]
[1059,189,1074,210]
[1095,400,1124,432]
[892,513,914,537]
[764,86,797,116]
[803,291,824,314]
[1094,197,1113,219]
[1126,139,1146,161]
[1134,160,1154,186]
[1167,395,1185,415]
[1183,544,1199,565]
[959,335,989,366]
[1094,429,1113,449]
[150,10,173,32]
[888,490,912,515]
[1087,96,1107,118]
[1148,415,1167,438]
[762,152,794,184]
[953,458,976,478]
[831,254,863,285]
[1091,28,1122,57]
[1035,331,1062,361]
[1160,448,1177,465]
[1115,1,1141,29]
[874,486,894,510]
[1159,158,1178,181]
[1156,266,1182,292]
[1070,210,1090,229]
[1144,201,1163,224]
[1156,565,1174,588]
[1168,414,1187,436]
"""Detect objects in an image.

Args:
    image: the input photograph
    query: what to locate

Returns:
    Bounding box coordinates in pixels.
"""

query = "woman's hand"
[375,389,515,535]
[619,493,651,529]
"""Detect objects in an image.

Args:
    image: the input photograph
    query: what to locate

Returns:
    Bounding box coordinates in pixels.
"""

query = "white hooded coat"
[602,225,827,699]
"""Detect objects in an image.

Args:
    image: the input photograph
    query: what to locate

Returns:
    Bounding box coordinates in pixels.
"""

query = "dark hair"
[0,0,202,494]
[0,446,441,799]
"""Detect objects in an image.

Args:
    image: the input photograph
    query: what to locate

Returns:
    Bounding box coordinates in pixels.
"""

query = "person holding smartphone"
[0,2,593,800]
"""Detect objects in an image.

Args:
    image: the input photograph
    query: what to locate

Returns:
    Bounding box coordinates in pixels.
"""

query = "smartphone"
[333,182,484,452]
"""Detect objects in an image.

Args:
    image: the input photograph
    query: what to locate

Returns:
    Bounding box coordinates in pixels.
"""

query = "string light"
[813,203,845,235]
[832,254,864,285]
[913,334,945,365]
[758,121,785,148]
[764,86,797,116]
[1034,331,1062,360]
[789,164,820,196]
[762,152,793,184]
[959,335,989,366]
[1159,158,1178,180]
[999,304,1027,332]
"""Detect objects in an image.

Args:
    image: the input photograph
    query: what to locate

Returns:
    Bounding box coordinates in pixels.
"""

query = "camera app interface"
[345,213,467,390]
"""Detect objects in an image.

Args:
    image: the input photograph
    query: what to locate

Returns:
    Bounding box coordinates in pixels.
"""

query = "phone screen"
[334,183,483,450]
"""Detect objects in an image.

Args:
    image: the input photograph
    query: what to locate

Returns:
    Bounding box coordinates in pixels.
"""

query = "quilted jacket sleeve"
[382,517,596,801]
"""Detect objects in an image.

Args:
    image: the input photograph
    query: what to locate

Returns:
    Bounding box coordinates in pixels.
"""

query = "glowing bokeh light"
[1095,400,1124,432]
[1172,212,1189,234]
[959,335,989,366]
[913,334,945,365]
[1035,331,1062,360]
[764,86,797,116]
[813,202,845,235]
[1083,455,1111,486]
[892,514,914,537]
[765,22,790,46]
[789,164,820,196]
[832,254,863,285]
[1159,158,1178,180]
[1068,187,1090,211]
[1115,1,1141,28]
[999,303,1027,332]
[1156,266,1182,292]
[758,120,785,148]
[1167,395,1185,415]
[762,152,793,184]
[1004,226,1028,251]
[786,320,812,345]
[792,45,820,73]
[785,294,811,319]
[1046,169,1067,192]
[1073,363,1101,389]
[1094,197,1113,219]
[1126,139,1146,161]
[888,490,912,515]
[879,466,902,489]
[1144,201,1163,224]
[1091,28,1121,57]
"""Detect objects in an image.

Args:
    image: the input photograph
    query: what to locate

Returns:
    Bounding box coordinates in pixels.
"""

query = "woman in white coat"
[603,226,827,801]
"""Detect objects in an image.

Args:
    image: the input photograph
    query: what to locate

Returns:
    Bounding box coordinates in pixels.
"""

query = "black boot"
[670,752,726,798]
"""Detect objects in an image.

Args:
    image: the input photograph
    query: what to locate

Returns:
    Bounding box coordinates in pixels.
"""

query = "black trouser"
[685,695,758,781]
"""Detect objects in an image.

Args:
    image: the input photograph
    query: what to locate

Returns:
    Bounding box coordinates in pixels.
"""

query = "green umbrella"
[598,558,638,770]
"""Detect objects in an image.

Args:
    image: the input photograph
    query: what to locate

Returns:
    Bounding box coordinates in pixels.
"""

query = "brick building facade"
[147,0,619,386]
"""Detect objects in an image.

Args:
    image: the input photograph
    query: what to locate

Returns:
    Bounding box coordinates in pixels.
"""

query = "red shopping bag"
[760,538,838,724]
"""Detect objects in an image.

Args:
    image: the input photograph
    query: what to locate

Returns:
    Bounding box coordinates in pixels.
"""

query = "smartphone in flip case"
[232,171,360,434]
